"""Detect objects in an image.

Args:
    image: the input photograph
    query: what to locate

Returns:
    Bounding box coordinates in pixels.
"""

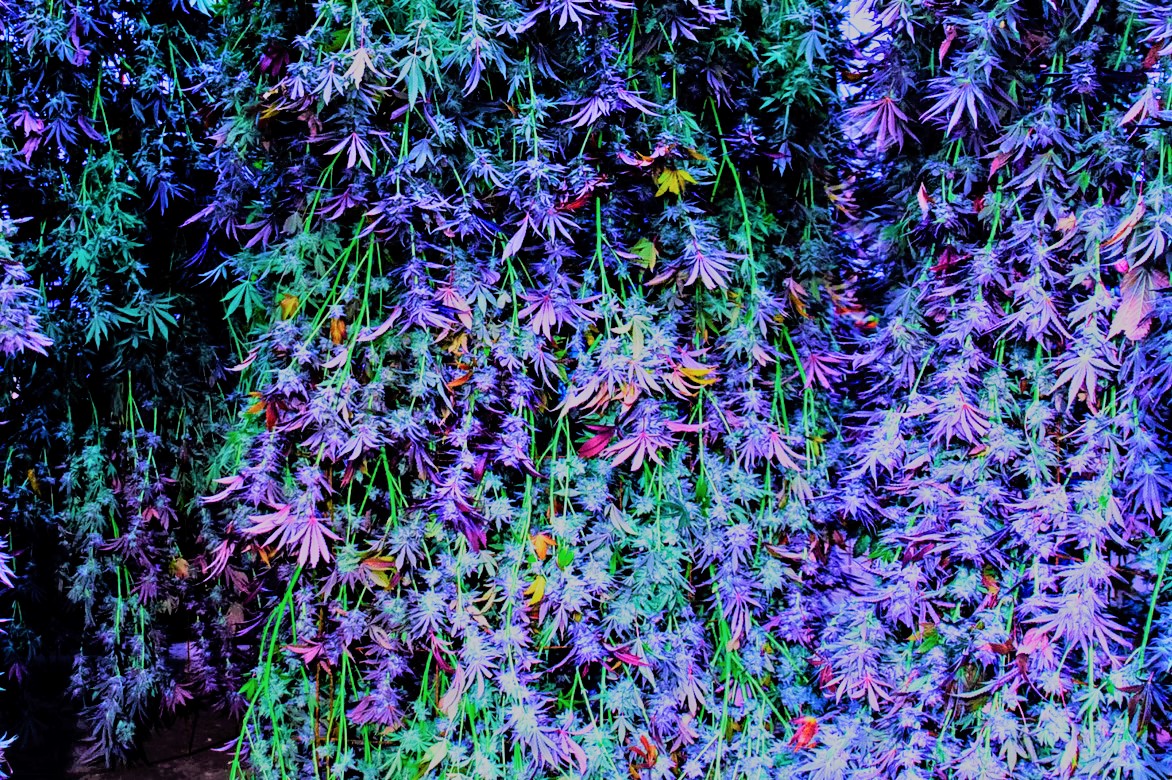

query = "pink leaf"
[577,427,615,459]
[181,203,218,228]
[1109,268,1169,341]
[228,349,259,372]
[502,216,530,259]
[356,308,402,343]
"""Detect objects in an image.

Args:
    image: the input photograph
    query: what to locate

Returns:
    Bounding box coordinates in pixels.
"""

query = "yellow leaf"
[524,574,546,606]
[278,294,300,319]
[654,168,697,197]
[680,365,714,379]
[446,332,468,355]
[361,556,398,588]
[630,237,658,271]
[684,147,710,162]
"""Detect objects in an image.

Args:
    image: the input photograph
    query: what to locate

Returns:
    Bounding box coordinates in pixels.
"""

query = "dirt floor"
[77,714,236,780]
[14,712,236,780]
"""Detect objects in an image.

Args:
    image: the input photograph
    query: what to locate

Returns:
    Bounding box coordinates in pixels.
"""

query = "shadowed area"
[13,712,235,780]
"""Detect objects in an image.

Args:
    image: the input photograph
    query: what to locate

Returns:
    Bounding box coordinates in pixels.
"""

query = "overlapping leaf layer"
[1,1,1171,778]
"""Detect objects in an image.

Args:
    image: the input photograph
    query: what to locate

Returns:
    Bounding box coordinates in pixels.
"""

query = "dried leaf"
[278,294,300,319]
[1108,268,1168,341]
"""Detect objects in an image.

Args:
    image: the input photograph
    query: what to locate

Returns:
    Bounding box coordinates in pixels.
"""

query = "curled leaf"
[524,574,546,606]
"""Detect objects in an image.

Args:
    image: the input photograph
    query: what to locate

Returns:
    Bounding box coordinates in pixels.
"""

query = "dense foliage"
[1,0,1171,778]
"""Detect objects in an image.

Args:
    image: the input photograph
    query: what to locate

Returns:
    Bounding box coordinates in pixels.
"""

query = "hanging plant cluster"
[1,1,1171,779]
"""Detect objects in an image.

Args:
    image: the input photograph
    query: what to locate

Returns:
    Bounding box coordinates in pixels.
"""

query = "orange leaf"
[981,571,1000,606]
[916,183,933,216]
[628,735,658,767]
[531,533,555,561]
[278,294,300,319]
[1102,198,1145,249]
[330,317,346,344]
[446,370,473,391]
[787,278,810,319]
[360,556,399,588]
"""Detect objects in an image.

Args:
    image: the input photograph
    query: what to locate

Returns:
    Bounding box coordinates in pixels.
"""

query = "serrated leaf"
[654,168,698,197]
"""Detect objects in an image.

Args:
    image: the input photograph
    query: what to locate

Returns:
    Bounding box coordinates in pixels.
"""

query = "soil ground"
[14,712,235,780]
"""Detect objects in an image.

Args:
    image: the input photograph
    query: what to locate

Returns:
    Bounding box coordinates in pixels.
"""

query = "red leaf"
[790,716,819,749]
[988,153,1012,180]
